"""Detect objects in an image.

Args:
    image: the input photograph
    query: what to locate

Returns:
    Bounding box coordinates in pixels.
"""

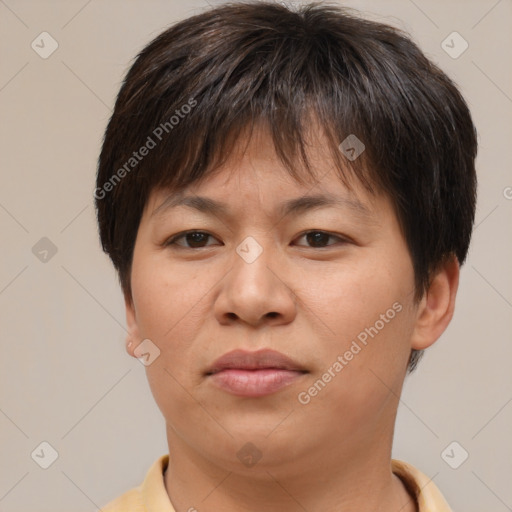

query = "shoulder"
[101,486,144,511]
[392,459,453,512]
[99,454,171,512]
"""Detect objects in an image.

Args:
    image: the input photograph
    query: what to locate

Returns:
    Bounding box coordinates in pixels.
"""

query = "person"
[94,1,477,510]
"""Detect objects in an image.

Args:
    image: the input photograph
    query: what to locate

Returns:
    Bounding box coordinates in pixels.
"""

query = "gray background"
[0,0,511,511]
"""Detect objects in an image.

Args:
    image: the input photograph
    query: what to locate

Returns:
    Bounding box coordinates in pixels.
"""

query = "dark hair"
[95,0,477,372]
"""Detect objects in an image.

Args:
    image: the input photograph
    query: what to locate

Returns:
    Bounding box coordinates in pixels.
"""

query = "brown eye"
[166,231,219,249]
[295,231,347,248]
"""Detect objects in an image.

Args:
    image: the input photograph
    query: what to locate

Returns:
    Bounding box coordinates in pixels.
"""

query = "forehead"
[145,124,385,221]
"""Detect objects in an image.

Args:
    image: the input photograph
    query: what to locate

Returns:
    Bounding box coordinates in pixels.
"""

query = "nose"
[213,237,297,328]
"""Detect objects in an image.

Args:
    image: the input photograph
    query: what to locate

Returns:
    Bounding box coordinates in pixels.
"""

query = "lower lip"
[208,369,305,397]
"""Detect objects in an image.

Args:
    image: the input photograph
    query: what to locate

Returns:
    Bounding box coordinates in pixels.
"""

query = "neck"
[163,427,417,512]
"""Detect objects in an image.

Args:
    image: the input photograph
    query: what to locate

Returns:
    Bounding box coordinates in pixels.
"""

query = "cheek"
[130,247,221,386]
[297,299,416,444]
[130,249,209,341]
[130,253,212,427]
[300,252,412,339]
[298,251,416,399]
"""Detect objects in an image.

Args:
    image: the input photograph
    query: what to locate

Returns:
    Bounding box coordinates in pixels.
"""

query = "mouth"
[205,349,308,397]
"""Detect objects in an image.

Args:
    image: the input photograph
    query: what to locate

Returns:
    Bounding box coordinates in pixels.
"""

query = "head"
[95,0,477,472]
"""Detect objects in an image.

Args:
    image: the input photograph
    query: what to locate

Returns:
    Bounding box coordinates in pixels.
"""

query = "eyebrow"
[151,192,374,221]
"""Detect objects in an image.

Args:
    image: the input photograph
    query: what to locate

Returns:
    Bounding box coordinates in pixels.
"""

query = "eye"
[294,230,348,248]
[165,230,220,249]
[164,229,349,250]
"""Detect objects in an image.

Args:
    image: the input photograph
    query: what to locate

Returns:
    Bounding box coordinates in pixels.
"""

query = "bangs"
[115,28,381,200]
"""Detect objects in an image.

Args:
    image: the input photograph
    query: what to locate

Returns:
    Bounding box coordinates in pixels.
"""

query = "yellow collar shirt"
[101,455,453,512]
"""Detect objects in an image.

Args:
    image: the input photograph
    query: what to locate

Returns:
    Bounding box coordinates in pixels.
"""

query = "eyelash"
[164,230,350,250]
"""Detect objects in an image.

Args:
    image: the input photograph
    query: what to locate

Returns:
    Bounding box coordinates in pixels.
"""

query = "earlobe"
[410,255,460,351]
[125,295,141,359]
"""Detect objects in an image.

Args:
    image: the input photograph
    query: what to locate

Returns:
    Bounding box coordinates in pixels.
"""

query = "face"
[126,127,426,476]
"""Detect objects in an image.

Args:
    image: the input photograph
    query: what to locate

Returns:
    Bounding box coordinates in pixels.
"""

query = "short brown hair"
[95,1,478,372]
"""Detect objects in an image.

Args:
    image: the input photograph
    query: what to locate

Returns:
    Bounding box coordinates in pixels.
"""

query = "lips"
[206,349,306,374]
[205,349,308,397]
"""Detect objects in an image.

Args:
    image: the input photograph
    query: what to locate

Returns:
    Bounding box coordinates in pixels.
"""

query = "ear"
[410,255,460,351]
[125,294,142,359]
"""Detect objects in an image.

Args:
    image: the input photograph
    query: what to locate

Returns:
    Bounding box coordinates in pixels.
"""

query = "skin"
[125,125,459,512]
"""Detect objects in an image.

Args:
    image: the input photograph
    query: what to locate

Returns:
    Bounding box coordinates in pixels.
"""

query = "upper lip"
[205,349,307,375]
